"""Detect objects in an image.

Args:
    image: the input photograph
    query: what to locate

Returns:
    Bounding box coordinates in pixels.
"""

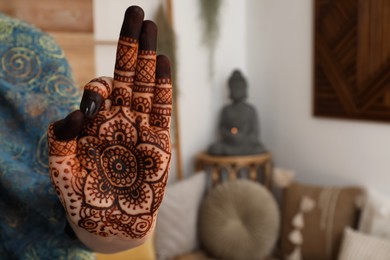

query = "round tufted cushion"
[199,180,280,260]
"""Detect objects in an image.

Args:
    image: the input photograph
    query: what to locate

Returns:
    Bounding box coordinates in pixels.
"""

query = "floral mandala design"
[72,107,170,238]
[49,103,171,239]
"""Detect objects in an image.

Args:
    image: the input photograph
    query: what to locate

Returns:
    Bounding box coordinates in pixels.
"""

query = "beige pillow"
[199,180,280,260]
[280,182,364,260]
[154,172,207,260]
[338,227,390,260]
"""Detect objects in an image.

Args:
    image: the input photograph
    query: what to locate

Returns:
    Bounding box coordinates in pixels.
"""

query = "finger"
[80,77,114,118]
[132,20,157,116]
[48,111,86,223]
[112,6,144,107]
[52,110,85,141]
[150,55,172,129]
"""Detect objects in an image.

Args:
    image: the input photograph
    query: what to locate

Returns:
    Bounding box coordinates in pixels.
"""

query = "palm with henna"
[47,6,172,250]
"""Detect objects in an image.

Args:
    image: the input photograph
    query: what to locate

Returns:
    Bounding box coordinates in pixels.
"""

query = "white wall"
[93,0,390,194]
[94,0,247,179]
[94,0,161,76]
[247,0,390,195]
[174,0,247,177]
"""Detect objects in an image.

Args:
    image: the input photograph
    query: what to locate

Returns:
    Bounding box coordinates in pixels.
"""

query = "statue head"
[228,70,247,102]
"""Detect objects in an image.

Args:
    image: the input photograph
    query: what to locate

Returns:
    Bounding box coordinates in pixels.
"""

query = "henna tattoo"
[84,77,113,99]
[112,36,138,107]
[114,36,138,81]
[132,50,156,114]
[49,105,171,239]
[150,78,172,128]
[135,50,156,84]
[48,126,77,156]
[132,97,152,113]
[48,9,172,241]
[111,86,132,107]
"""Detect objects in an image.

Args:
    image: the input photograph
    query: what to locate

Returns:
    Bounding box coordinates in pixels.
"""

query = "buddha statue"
[208,70,266,156]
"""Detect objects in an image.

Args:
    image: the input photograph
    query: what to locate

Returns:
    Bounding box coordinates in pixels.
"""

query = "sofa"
[98,168,390,260]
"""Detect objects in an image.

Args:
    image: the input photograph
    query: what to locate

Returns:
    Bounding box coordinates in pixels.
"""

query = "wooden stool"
[195,152,273,188]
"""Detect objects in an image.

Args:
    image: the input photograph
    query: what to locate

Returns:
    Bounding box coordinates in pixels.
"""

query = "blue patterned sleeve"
[0,12,95,259]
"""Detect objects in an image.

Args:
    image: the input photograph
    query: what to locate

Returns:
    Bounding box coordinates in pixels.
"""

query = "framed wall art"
[314,0,390,122]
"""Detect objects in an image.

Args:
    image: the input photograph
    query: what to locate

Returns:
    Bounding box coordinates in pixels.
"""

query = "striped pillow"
[338,227,390,260]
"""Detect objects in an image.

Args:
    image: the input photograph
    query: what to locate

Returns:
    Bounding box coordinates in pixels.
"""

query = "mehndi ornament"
[47,6,172,240]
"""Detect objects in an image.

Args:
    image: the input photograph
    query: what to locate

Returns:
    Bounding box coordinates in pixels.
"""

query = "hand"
[47,6,172,241]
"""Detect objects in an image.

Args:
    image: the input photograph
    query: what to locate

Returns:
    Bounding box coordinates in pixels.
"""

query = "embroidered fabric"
[0,13,93,259]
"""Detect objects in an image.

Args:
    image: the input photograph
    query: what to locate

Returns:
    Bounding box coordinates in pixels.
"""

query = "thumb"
[48,110,84,157]
[52,110,85,141]
[48,110,86,222]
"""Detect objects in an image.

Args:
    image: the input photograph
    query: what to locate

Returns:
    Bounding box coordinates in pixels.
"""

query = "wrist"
[67,217,154,254]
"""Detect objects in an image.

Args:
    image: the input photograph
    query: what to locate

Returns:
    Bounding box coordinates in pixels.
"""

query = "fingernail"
[84,100,96,117]
[121,6,144,38]
[80,90,104,118]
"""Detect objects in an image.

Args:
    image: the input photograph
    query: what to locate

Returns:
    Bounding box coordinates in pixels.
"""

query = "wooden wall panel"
[314,0,390,122]
[50,32,95,87]
[0,0,94,88]
[0,0,93,33]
